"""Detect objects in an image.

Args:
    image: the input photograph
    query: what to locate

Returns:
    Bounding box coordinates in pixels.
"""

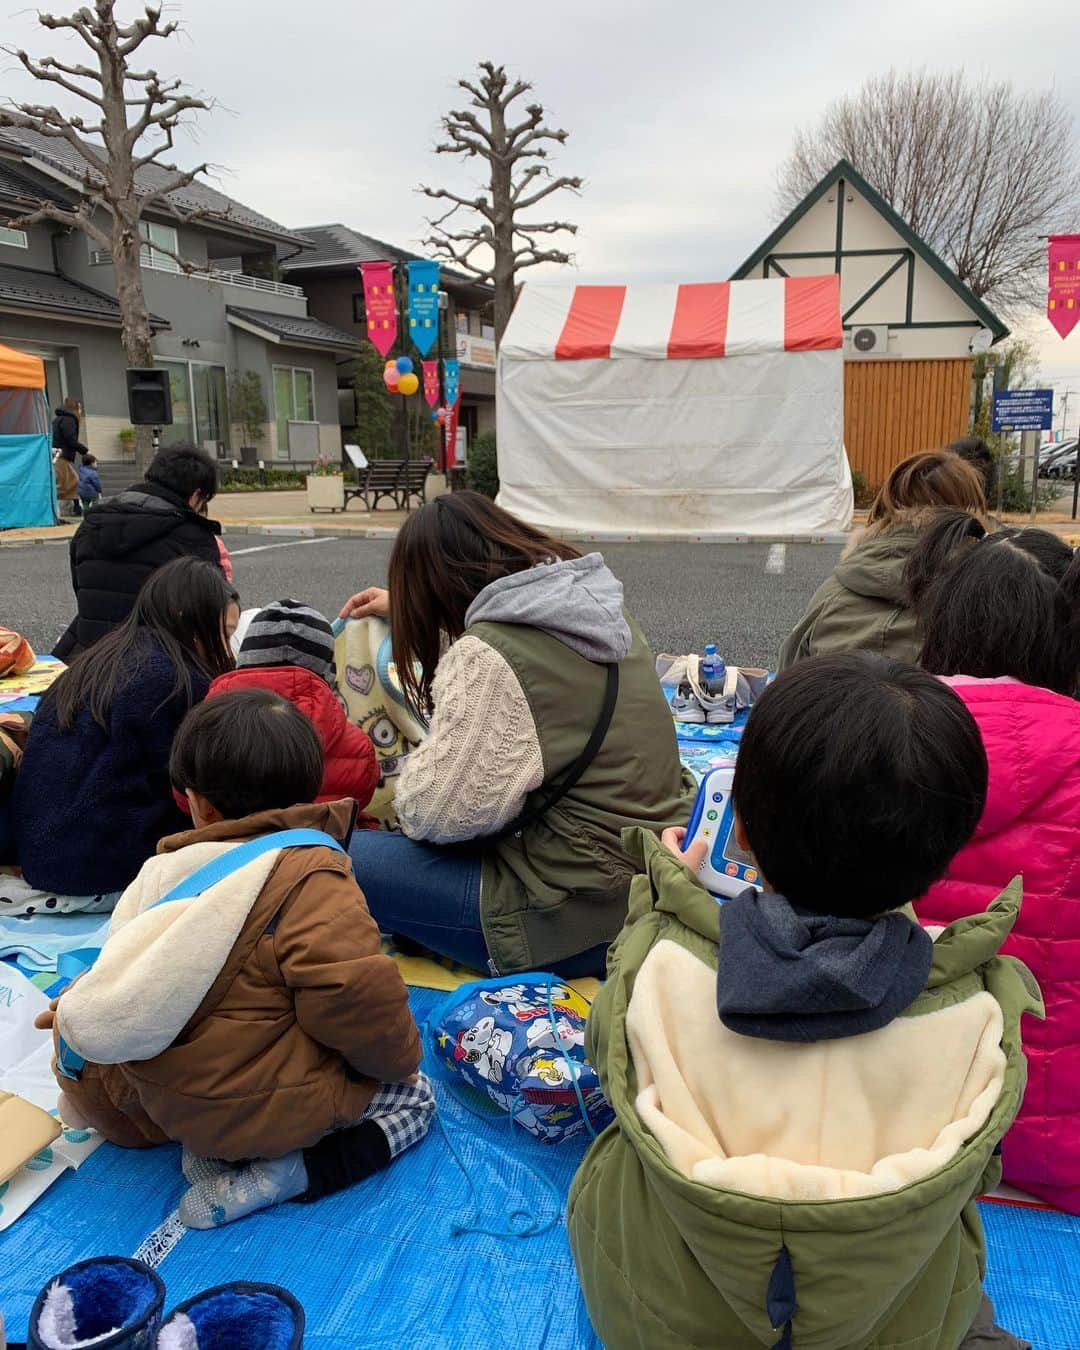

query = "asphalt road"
[2,535,842,669]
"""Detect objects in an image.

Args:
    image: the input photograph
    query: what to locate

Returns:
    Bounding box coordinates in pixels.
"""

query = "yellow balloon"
[398,372,420,396]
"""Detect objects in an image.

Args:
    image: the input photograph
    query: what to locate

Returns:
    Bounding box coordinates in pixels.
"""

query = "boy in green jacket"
[568,654,1039,1349]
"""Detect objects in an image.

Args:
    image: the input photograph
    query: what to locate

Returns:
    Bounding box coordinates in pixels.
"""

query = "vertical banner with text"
[442,359,462,472]
[1048,235,1080,339]
[421,361,440,408]
[359,262,398,356]
[408,260,441,356]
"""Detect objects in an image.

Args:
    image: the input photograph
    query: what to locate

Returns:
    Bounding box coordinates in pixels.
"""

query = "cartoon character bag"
[428,975,614,1144]
[334,617,427,827]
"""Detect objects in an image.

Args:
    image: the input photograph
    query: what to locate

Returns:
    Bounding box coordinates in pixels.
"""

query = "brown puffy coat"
[54,801,420,1161]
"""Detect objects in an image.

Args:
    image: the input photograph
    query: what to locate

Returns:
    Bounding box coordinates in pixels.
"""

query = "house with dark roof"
[0,129,360,464]
[732,159,1009,488]
[285,224,497,445]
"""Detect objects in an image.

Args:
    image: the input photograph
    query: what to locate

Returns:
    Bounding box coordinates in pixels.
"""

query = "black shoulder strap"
[492,661,620,842]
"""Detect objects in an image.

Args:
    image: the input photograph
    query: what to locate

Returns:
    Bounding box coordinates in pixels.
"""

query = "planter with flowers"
[306,453,345,512]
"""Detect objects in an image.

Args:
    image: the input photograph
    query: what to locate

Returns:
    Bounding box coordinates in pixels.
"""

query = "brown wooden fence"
[844,358,973,488]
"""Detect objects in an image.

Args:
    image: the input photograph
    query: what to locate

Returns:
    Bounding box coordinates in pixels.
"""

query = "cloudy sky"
[7,0,1080,421]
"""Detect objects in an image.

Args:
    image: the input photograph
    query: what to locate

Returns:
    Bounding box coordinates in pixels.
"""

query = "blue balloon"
[431,410,439,421]
[396,356,414,375]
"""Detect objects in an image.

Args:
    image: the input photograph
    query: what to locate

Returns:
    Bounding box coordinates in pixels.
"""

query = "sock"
[180,1147,231,1187]
[179,1151,308,1229]
[298,1118,392,1204]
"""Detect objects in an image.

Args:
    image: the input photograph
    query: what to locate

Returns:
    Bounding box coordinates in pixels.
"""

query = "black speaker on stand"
[125,369,173,456]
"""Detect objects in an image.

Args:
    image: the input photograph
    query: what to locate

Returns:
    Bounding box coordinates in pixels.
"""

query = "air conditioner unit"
[847,325,890,357]
[88,248,114,266]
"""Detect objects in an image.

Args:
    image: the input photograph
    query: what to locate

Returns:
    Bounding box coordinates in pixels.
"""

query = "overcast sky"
[7,0,1080,422]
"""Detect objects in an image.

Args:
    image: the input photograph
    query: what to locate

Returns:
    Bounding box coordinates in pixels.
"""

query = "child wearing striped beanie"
[206,600,379,817]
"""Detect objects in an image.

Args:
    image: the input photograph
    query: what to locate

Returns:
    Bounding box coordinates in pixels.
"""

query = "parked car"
[1043,440,1079,480]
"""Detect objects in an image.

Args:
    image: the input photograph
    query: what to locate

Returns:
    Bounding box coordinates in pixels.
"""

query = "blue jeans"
[348,831,607,978]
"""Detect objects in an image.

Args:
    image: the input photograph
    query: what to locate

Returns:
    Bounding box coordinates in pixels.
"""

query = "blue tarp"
[0,430,57,530]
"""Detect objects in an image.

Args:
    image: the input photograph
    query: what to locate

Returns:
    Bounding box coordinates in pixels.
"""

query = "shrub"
[850,469,876,510]
[218,466,305,492]
[467,431,499,499]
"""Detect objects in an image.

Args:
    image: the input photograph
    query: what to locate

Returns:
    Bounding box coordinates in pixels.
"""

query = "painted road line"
[229,537,340,557]
[765,543,787,574]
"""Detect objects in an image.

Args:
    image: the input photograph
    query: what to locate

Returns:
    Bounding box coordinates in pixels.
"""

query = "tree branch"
[419,184,495,224]
[514,175,583,212]
[513,220,579,237]
[6,197,111,249]
[4,47,104,106]
[0,105,108,174]
[513,247,574,270]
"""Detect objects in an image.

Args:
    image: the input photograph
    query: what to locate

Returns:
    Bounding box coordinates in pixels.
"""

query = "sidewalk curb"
[213,523,855,545]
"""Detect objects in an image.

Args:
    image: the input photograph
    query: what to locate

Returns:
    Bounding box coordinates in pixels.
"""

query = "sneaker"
[671,683,705,723]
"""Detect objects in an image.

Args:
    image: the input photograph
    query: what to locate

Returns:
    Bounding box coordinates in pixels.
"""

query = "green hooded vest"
[568,832,1043,1350]
[469,620,696,975]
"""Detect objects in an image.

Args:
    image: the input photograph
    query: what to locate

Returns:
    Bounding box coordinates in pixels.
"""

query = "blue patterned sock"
[179,1152,308,1229]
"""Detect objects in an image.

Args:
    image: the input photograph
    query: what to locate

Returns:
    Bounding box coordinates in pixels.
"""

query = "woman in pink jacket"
[909,512,1080,1211]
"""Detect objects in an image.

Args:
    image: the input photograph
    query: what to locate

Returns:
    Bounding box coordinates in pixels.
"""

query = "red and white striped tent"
[497,274,852,536]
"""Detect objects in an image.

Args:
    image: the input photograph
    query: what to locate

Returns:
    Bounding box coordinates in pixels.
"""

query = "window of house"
[352,293,366,324]
[455,310,469,334]
[0,225,28,249]
[158,359,229,453]
[139,220,181,273]
[273,365,316,457]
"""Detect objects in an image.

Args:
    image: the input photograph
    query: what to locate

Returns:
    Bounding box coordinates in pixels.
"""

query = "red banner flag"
[359,262,398,356]
[422,360,440,408]
[1048,235,1080,339]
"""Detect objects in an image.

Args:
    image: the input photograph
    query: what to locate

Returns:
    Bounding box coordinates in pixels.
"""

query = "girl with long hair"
[340,491,694,978]
[9,557,238,912]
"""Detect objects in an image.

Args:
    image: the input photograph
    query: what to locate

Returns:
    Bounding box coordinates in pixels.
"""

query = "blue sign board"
[991,388,1054,433]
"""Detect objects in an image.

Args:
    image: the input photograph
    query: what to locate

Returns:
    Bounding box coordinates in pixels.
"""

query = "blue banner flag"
[408,260,441,356]
[443,358,460,407]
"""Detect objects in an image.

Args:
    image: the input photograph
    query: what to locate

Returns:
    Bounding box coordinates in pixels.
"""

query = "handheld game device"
[683,762,763,899]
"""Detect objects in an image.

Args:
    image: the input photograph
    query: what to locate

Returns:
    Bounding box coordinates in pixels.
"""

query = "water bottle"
[701,643,726,696]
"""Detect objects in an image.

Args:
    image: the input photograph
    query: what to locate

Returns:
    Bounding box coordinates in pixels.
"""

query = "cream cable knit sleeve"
[395,636,545,845]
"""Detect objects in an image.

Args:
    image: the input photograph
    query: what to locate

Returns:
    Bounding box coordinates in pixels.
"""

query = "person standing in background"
[52,398,91,516]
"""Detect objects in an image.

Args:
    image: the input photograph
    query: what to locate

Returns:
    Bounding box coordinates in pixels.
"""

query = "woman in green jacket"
[778,450,987,670]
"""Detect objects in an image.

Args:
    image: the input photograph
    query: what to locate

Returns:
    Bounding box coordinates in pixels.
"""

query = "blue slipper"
[27,1255,165,1349]
[156,1283,304,1350]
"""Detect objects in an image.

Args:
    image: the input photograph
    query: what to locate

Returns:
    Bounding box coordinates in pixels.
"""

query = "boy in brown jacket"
[39,688,432,1228]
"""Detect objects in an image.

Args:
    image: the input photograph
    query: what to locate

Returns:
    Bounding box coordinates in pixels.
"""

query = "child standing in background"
[40,689,432,1229]
[206,600,379,813]
[77,454,102,511]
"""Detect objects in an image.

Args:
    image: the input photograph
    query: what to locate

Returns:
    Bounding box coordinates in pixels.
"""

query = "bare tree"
[1,1,214,465]
[777,71,1080,313]
[420,61,582,343]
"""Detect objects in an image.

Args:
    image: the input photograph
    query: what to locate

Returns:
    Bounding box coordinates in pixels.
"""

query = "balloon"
[398,372,420,396]
[383,368,400,390]
[396,356,414,375]
[436,407,448,424]
[431,410,440,422]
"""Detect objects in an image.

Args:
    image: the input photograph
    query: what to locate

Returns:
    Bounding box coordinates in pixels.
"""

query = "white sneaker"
[672,684,705,723]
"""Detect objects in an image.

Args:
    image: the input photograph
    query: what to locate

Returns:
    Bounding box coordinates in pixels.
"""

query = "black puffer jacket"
[53,481,223,660]
[52,407,90,463]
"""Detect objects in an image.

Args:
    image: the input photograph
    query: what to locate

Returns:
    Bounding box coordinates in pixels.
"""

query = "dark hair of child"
[145,441,219,504]
[53,557,236,731]
[905,510,1080,695]
[84,453,97,467]
[732,653,988,918]
[171,688,324,820]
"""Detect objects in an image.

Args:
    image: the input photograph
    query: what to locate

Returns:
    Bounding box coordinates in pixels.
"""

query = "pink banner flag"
[1048,235,1080,339]
[360,261,398,356]
[422,360,440,408]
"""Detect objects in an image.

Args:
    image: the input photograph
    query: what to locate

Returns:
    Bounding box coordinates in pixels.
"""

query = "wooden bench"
[344,457,434,512]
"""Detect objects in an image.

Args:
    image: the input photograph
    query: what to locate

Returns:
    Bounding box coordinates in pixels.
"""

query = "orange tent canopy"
[0,341,46,390]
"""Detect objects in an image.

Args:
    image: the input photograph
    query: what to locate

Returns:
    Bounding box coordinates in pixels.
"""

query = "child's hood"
[464,553,632,662]
[208,666,346,744]
[831,524,921,603]
[56,801,354,1066]
[943,679,1080,836]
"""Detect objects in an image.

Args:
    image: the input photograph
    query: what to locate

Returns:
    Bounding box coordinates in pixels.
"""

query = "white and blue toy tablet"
[683,763,763,900]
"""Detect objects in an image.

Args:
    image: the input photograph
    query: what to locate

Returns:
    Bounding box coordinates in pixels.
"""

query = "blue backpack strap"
[56,829,345,1081]
[149,829,345,909]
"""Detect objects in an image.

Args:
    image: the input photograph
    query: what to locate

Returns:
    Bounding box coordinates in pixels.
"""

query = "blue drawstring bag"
[428,974,613,1144]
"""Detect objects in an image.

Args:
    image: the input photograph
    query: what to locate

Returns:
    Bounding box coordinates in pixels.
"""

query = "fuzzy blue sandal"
[156,1283,304,1350]
[27,1255,165,1349]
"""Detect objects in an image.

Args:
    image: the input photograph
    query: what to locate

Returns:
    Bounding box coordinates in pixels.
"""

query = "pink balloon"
[436,407,447,423]
[383,368,400,390]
